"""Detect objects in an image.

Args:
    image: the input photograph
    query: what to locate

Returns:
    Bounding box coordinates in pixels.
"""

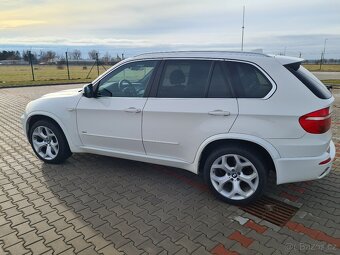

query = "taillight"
[299,107,331,134]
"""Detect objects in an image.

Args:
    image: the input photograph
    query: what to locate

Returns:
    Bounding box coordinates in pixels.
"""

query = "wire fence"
[0,50,121,86]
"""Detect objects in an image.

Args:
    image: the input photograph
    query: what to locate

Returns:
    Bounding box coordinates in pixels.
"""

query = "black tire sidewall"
[29,120,71,164]
[203,145,267,205]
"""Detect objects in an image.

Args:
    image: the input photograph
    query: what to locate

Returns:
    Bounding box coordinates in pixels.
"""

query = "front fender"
[25,110,81,152]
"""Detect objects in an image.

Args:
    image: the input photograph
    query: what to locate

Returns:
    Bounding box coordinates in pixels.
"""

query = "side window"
[97,60,157,97]
[226,62,272,98]
[208,62,233,98]
[157,60,212,98]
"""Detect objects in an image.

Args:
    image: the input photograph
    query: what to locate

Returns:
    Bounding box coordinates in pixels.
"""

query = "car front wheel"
[29,120,72,164]
[204,146,267,205]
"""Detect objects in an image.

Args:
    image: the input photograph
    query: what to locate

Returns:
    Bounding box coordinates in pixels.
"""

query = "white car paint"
[22,51,335,187]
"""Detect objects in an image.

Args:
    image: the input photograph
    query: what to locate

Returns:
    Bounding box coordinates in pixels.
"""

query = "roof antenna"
[241,6,245,51]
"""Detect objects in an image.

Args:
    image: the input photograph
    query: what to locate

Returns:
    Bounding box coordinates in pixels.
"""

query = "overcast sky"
[0,0,339,59]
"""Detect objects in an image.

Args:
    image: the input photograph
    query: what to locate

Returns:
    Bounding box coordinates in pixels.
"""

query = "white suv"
[22,51,335,205]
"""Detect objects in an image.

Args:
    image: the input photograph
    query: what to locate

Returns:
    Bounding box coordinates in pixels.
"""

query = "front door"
[77,60,158,154]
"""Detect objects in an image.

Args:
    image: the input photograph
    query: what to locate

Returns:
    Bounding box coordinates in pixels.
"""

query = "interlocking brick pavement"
[0,84,339,255]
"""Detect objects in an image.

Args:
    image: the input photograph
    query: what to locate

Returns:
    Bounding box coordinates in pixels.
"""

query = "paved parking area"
[0,84,339,255]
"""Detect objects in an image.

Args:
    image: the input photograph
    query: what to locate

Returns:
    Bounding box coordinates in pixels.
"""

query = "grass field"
[0,63,339,88]
[303,64,340,72]
[0,64,111,87]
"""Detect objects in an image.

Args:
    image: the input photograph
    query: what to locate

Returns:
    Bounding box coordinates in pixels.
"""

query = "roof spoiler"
[268,55,303,71]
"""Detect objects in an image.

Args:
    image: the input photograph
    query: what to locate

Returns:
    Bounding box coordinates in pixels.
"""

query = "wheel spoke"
[46,145,54,158]
[33,139,46,150]
[50,143,58,154]
[212,175,232,192]
[233,181,248,198]
[222,155,235,171]
[225,181,246,198]
[39,127,48,139]
[234,155,248,172]
[239,172,258,191]
[212,163,224,170]
[218,177,231,192]
[33,127,46,139]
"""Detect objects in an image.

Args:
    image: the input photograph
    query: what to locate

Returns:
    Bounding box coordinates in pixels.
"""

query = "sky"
[0,0,340,59]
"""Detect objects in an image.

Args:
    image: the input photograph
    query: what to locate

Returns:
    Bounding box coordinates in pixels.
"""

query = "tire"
[29,120,72,164]
[203,145,267,205]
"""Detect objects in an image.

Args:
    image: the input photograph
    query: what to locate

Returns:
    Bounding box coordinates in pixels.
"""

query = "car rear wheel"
[29,120,72,164]
[204,145,267,205]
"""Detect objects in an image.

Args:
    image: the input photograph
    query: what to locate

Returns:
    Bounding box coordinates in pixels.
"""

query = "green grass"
[321,79,340,85]
[303,64,340,72]
[0,64,110,87]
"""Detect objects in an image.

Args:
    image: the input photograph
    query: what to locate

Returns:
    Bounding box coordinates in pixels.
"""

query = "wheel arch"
[195,134,280,178]
[26,112,72,150]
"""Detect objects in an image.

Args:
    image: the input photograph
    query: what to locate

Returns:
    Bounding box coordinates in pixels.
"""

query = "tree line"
[0,50,124,64]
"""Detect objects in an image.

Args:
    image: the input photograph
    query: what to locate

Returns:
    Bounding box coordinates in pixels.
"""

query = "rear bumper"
[275,140,335,184]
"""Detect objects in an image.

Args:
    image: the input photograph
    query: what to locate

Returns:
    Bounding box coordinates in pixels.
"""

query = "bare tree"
[71,49,82,60]
[39,50,56,63]
[102,52,111,65]
[88,50,99,60]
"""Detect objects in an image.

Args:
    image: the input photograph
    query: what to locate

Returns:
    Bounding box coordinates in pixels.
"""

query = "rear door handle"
[124,107,141,113]
[208,110,230,116]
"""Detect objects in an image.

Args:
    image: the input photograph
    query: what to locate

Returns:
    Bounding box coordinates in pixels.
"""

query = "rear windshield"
[285,65,331,99]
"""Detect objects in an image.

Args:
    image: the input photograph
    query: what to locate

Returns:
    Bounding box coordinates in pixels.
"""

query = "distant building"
[0,59,29,65]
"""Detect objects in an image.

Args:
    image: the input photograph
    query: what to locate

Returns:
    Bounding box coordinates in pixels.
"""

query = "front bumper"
[21,113,28,139]
[275,140,335,184]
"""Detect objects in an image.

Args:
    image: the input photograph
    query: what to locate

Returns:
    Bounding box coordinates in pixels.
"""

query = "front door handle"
[208,110,230,116]
[124,107,141,113]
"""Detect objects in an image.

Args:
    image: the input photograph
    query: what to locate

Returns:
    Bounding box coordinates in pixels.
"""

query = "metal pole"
[323,39,328,56]
[320,38,328,70]
[65,51,70,80]
[28,51,35,81]
[96,53,99,76]
[241,6,245,51]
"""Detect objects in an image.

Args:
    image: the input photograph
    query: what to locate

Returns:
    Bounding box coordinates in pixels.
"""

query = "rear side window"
[226,62,273,98]
[207,62,233,98]
[285,65,331,99]
[157,60,211,98]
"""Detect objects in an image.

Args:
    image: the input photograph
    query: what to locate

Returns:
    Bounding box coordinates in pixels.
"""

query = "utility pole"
[319,38,328,70]
[241,6,245,51]
[96,53,100,76]
[28,51,35,81]
[65,51,70,80]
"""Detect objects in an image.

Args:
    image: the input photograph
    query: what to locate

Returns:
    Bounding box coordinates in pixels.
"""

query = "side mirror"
[83,84,94,98]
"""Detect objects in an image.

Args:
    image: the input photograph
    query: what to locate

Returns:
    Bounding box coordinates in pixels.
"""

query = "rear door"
[142,60,239,163]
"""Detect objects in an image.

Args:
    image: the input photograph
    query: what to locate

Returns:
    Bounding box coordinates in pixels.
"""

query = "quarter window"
[226,62,272,98]
[285,65,331,99]
[97,61,157,97]
[157,60,212,98]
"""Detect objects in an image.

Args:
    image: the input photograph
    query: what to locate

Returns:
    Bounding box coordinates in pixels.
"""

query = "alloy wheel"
[210,154,259,200]
[32,126,59,160]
